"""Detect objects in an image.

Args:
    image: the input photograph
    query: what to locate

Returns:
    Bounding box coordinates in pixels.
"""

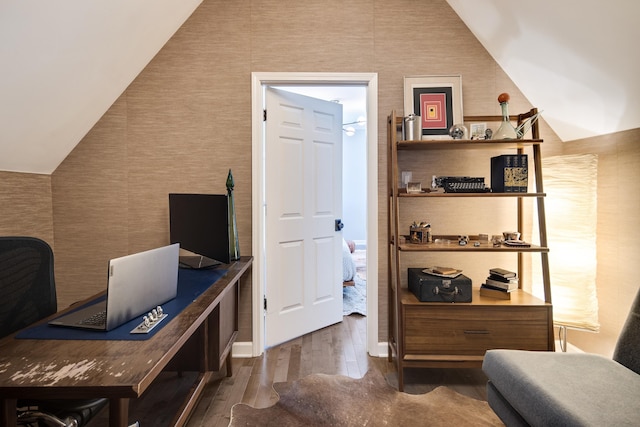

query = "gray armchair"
[483,288,640,426]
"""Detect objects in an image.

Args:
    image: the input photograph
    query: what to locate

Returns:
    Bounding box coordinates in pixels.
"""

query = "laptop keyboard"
[79,310,107,327]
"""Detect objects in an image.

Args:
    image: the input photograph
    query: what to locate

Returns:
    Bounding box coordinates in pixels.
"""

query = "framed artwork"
[403,75,463,139]
[470,122,487,139]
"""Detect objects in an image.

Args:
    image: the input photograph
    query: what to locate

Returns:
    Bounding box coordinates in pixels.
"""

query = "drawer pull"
[463,330,490,335]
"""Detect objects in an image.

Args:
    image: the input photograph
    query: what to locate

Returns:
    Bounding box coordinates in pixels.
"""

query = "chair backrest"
[0,236,57,338]
[613,287,640,375]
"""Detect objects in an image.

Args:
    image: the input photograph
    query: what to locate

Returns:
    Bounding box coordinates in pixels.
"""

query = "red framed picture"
[403,75,463,139]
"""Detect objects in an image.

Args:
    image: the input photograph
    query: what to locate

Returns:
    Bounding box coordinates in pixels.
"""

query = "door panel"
[265,87,343,347]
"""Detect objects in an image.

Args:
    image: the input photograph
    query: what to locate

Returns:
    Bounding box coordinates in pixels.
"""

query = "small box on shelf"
[408,268,472,303]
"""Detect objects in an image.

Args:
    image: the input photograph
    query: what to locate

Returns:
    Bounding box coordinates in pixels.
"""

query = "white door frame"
[251,72,379,356]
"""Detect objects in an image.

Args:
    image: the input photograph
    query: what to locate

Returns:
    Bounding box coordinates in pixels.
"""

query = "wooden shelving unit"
[387,110,554,391]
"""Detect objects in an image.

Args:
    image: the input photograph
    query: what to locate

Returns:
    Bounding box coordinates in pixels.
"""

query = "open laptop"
[49,243,180,331]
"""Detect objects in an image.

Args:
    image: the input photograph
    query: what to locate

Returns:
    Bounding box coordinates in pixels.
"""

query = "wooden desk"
[0,256,252,427]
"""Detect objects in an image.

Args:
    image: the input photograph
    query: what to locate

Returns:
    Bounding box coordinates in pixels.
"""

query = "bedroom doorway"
[251,72,379,357]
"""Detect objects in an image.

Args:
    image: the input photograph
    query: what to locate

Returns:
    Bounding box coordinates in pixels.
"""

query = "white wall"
[342,124,367,244]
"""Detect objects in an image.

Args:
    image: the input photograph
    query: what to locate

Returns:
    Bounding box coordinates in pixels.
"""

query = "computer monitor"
[169,193,230,265]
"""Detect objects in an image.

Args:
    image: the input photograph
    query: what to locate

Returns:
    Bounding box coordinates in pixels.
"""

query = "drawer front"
[403,305,550,355]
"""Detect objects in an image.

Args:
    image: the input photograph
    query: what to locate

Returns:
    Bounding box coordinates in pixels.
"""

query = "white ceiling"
[0,0,203,175]
[0,0,638,174]
[446,0,640,142]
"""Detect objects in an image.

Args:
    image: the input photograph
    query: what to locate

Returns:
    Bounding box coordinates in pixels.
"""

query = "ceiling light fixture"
[343,126,356,136]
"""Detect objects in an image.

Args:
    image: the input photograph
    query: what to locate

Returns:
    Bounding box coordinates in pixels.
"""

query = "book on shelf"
[482,283,517,293]
[432,266,458,275]
[490,154,528,192]
[488,273,519,283]
[485,277,518,291]
[489,267,516,279]
[480,285,513,300]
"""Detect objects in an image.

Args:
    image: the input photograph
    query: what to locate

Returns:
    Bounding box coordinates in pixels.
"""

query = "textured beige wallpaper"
[0,0,612,356]
[0,171,53,246]
[49,0,556,341]
[46,0,556,340]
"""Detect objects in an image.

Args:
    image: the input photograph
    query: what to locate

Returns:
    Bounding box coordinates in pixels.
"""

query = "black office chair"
[0,236,108,427]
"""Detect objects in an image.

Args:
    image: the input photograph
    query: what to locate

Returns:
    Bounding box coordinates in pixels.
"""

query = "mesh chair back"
[613,287,640,375]
[0,236,57,338]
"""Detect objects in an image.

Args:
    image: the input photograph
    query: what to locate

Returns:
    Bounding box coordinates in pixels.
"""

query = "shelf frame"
[387,109,553,391]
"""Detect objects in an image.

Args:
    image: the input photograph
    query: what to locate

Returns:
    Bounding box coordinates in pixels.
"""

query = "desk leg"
[1,398,17,427]
[109,397,129,427]
[226,351,233,377]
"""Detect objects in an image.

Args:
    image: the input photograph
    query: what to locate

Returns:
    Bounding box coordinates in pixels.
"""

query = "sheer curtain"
[532,154,599,331]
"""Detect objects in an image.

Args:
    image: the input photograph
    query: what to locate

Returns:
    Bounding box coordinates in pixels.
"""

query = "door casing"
[251,72,379,356]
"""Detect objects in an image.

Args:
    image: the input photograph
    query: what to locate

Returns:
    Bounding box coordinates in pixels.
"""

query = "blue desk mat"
[16,268,227,341]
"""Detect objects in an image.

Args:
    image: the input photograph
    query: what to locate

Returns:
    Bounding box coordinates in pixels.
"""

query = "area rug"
[343,274,366,316]
[228,370,503,426]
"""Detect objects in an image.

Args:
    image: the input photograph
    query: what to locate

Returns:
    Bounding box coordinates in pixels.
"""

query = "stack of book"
[480,267,518,300]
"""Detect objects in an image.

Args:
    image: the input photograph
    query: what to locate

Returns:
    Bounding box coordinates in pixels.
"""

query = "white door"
[264,87,343,347]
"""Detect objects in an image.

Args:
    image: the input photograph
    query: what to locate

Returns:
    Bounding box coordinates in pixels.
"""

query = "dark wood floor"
[183,314,488,427]
[87,314,488,426]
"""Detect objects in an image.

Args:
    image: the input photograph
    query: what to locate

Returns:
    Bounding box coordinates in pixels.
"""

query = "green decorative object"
[227,169,240,260]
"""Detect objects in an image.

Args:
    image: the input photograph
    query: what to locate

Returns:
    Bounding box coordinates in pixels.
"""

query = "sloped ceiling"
[0,0,202,175]
[446,0,640,142]
[0,0,638,174]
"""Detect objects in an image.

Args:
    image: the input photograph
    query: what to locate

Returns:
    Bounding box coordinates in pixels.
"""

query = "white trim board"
[251,72,379,357]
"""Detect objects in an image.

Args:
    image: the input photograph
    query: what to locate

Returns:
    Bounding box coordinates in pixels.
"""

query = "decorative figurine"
[449,124,468,139]
[227,169,240,260]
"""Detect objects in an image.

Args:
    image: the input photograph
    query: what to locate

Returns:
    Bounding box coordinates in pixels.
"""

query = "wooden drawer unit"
[400,289,552,367]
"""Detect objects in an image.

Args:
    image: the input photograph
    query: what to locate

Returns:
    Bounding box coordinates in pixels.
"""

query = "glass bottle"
[494,94,518,139]
[226,169,240,261]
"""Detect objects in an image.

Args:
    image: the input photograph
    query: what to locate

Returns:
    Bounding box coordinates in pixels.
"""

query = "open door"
[264,87,343,347]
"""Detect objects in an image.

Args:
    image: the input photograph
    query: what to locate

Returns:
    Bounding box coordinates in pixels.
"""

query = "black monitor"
[169,193,230,265]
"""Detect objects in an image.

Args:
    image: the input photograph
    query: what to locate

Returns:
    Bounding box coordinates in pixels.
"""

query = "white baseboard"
[376,342,388,358]
[232,341,254,358]
[235,340,582,359]
[232,341,389,358]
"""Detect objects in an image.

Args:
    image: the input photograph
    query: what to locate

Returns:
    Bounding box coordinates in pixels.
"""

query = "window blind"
[532,153,600,331]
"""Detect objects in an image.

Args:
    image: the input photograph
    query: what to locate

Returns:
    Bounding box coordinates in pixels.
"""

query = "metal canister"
[403,114,422,141]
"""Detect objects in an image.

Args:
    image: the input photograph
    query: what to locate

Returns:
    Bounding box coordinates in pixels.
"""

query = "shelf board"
[397,139,542,150]
[396,191,545,198]
[400,288,550,307]
[398,240,548,253]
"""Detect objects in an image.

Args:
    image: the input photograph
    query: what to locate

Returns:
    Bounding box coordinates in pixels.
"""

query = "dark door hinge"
[263,296,267,310]
[263,109,267,121]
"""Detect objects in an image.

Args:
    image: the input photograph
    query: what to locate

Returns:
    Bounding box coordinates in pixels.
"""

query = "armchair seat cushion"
[483,350,640,426]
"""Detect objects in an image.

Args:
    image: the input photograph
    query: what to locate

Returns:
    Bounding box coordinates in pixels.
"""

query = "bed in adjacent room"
[342,238,356,286]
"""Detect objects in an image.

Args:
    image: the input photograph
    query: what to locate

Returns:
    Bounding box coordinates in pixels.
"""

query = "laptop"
[49,244,180,331]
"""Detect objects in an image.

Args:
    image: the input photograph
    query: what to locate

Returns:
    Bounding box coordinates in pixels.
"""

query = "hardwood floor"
[86,251,490,426]
[181,314,489,427]
[88,286,489,426]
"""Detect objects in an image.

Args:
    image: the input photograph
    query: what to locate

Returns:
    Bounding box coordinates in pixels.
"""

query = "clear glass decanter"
[493,93,518,139]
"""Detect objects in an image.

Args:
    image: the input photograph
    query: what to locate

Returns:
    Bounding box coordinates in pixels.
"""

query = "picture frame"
[406,181,422,194]
[403,75,463,139]
[470,122,487,140]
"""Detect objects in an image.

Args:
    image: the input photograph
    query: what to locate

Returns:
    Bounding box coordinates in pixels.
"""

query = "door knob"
[335,219,344,231]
